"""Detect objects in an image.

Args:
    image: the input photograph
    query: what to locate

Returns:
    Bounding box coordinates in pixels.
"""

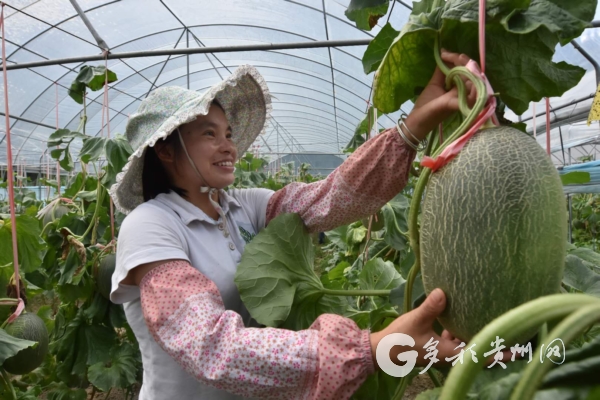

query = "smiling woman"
[108,60,484,400]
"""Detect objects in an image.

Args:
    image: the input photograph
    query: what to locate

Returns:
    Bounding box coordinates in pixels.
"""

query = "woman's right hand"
[369,289,462,370]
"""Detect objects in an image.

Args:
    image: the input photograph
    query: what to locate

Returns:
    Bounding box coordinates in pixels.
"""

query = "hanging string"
[546,98,551,155]
[478,0,486,73]
[1,3,24,322]
[55,82,60,195]
[533,102,537,139]
[103,51,115,242]
[45,152,50,200]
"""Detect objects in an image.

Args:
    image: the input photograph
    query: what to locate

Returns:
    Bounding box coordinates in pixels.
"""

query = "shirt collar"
[155,189,241,225]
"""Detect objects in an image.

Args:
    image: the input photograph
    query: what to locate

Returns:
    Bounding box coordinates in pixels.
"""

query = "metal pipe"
[571,39,600,86]
[0,112,56,130]
[2,39,371,71]
[521,93,595,123]
[592,20,600,28]
[68,0,110,51]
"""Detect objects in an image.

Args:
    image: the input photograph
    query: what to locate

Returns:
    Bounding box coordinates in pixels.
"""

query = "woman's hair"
[141,100,225,202]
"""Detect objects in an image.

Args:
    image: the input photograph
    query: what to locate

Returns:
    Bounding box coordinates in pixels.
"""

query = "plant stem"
[77,184,105,241]
[0,368,17,400]
[439,294,600,400]
[320,288,391,297]
[391,375,410,400]
[510,303,600,400]
[104,388,112,400]
[427,368,443,387]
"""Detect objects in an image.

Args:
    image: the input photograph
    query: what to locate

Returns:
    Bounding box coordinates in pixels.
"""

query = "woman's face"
[176,103,238,189]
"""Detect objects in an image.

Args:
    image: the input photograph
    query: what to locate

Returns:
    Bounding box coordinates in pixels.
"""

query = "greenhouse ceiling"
[0,0,599,168]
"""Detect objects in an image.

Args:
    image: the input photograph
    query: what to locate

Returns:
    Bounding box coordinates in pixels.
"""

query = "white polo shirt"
[111,188,274,400]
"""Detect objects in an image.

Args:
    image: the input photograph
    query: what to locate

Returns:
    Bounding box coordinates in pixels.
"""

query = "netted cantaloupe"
[2,313,49,375]
[95,253,116,300]
[420,126,567,341]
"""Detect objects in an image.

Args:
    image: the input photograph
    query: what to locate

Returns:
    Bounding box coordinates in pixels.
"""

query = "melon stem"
[439,294,600,400]
[509,303,600,400]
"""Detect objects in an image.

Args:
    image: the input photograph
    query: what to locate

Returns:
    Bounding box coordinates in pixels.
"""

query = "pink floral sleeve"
[266,126,416,232]
[139,260,375,399]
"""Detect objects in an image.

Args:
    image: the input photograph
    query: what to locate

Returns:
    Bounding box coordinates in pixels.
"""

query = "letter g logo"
[376,333,418,377]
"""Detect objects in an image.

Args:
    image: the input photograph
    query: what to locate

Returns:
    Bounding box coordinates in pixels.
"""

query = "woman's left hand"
[404,50,478,141]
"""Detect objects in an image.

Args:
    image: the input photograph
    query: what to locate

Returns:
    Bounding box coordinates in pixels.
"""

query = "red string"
[103,52,115,241]
[479,0,486,73]
[1,3,24,322]
[546,98,551,155]
[55,82,60,195]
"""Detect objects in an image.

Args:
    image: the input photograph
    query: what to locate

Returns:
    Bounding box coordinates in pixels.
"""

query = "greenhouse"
[0,0,600,399]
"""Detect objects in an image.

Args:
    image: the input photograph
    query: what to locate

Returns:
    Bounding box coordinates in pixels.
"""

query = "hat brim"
[109,65,272,214]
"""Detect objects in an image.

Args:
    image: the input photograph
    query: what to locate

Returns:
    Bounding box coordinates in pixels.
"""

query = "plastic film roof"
[0,0,598,169]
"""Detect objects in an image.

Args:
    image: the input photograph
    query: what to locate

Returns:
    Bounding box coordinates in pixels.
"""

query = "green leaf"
[345,0,389,31]
[102,135,133,188]
[79,137,106,163]
[68,81,86,105]
[359,258,403,291]
[568,248,600,268]
[389,273,424,311]
[69,65,118,104]
[235,213,326,327]
[47,129,85,147]
[0,328,37,364]
[561,171,591,185]
[412,0,438,15]
[543,355,600,388]
[50,148,64,160]
[362,23,400,74]
[563,254,600,297]
[59,147,74,172]
[441,21,586,114]
[37,305,55,336]
[502,0,596,45]
[347,223,367,246]
[373,9,441,113]
[0,214,46,273]
[88,344,138,391]
[442,0,531,21]
[46,382,87,400]
[382,193,410,252]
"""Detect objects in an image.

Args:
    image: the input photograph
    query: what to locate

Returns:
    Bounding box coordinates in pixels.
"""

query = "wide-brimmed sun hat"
[109,65,272,215]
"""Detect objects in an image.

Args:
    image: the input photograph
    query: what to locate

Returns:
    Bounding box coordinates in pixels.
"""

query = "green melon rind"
[97,253,116,300]
[2,313,49,375]
[420,126,567,342]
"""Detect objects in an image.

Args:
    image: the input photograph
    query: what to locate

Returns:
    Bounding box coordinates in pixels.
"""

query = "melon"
[2,313,49,375]
[420,126,567,341]
[362,209,385,231]
[39,200,70,226]
[95,253,116,300]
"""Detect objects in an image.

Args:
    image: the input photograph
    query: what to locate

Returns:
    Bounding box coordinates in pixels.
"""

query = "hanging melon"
[2,313,49,375]
[420,126,567,341]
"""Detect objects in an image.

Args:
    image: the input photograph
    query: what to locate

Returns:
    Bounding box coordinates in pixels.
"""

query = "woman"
[109,52,475,399]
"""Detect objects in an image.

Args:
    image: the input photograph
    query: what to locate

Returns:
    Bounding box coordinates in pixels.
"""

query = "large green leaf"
[362,23,399,74]
[563,255,600,297]
[502,0,596,45]
[373,9,441,113]
[568,247,600,268]
[441,21,586,115]
[0,214,46,273]
[235,213,324,327]
[382,193,410,252]
[68,66,118,104]
[88,344,138,391]
[345,0,390,31]
[59,146,74,172]
[359,258,403,291]
[442,0,531,21]
[79,137,107,163]
[102,135,133,187]
[0,328,37,364]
